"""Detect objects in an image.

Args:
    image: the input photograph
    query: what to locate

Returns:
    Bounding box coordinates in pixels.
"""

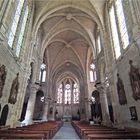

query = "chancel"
[0,0,140,139]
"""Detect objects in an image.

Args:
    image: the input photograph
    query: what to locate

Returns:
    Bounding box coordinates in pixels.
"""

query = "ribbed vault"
[33,0,106,99]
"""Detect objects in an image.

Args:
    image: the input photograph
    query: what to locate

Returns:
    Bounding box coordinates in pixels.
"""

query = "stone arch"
[0,104,9,126]
[33,4,103,42]
[41,28,92,59]
[50,62,86,108]
[32,5,105,66]
[41,17,95,50]
[57,72,79,86]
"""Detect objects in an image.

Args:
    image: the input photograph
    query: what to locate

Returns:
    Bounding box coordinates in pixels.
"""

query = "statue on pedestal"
[116,73,127,105]
[0,65,7,98]
[91,90,102,124]
[8,73,19,104]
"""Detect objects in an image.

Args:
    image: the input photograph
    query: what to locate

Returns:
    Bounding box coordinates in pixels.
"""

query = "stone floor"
[53,122,80,139]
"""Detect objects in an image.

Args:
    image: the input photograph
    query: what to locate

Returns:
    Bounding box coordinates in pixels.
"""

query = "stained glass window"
[97,34,101,53]
[8,0,24,48]
[39,63,46,82]
[73,83,79,104]
[65,83,71,104]
[115,0,129,49]
[57,84,63,104]
[16,6,29,57]
[90,70,94,82]
[109,5,121,59]
[57,81,80,104]
[90,63,97,82]
[109,0,129,59]
[42,71,46,82]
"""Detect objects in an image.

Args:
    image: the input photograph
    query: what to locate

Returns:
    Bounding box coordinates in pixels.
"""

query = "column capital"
[95,84,106,95]
[31,84,40,92]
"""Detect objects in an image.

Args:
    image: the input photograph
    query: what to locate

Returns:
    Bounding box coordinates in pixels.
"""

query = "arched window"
[73,83,79,104]
[8,0,25,48]
[57,84,63,104]
[109,0,129,59]
[56,80,80,104]
[115,0,129,49]
[90,63,97,82]
[16,5,29,57]
[97,33,101,54]
[0,105,9,126]
[39,63,46,83]
[65,83,71,104]
[8,0,29,57]
[109,5,121,59]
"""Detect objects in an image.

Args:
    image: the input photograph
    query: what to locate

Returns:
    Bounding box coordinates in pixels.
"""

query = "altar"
[63,115,72,121]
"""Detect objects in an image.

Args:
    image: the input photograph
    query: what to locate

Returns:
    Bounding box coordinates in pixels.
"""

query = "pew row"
[0,121,63,139]
[72,121,140,139]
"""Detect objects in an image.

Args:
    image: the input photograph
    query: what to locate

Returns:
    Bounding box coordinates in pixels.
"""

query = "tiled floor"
[53,122,80,139]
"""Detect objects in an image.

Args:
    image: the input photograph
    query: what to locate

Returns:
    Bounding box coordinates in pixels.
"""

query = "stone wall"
[103,0,140,128]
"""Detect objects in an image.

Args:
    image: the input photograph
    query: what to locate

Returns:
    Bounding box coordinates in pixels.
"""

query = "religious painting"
[116,73,127,105]
[129,60,140,100]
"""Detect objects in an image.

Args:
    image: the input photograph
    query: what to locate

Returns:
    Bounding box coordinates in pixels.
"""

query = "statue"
[91,90,102,123]
[116,73,127,105]
[0,65,7,98]
[8,73,19,104]
[129,60,140,100]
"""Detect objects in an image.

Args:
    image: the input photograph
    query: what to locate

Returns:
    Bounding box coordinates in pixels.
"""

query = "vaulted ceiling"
[33,0,106,83]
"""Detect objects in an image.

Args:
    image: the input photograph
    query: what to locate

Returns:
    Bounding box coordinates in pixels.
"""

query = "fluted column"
[22,84,39,125]
[97,84,111,126]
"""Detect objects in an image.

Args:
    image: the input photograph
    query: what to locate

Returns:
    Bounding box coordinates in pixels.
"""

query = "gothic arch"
[33,4,103,41]
[0,104,9,126]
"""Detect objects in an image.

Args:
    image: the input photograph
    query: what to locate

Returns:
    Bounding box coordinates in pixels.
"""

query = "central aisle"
[53,122,80,139]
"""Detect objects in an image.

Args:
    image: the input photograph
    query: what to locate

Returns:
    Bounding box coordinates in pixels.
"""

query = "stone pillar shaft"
[97,85,111,126]
[42,102,49,121]
[22,84,39,125]
[52,102,56,120]
[100,92,111,125]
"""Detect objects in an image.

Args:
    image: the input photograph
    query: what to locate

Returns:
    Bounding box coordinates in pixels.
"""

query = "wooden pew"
[85,133,140,139]
[72,121,140,139]
[0,125,10,130]
[0,133,46,139]
[0,129,49,139]
[0,121,63,139]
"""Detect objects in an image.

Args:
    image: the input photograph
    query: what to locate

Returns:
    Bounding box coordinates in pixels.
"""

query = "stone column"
[42,101,49,121]
[52,101,56,120]
[97,85,112,126]
[22,84,39,125]
[84,98,90,121]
